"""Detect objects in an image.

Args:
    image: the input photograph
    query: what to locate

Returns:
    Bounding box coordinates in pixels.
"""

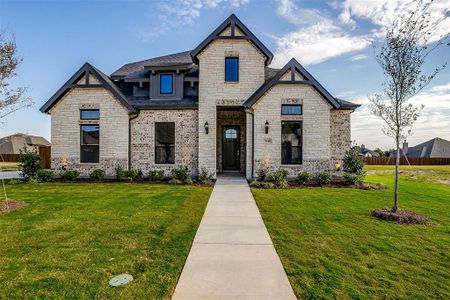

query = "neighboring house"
[40,14,360,179]
[392,138,450,158]
[0,133,50,154]
[360,145,381,158]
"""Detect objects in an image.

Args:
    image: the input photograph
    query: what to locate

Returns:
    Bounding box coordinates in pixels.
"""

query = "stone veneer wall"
[252,85,333,177]
[330,109,352,168]
[216,110,246,173]
[197,39,266,177]
[49,88,129,176]
[130,109,198,176]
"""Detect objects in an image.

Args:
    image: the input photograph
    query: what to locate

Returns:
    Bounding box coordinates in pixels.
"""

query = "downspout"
[128,112,140,170]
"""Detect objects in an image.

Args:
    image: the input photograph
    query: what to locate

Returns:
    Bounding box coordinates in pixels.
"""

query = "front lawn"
[0,183,212,299]
[252,166,450,299]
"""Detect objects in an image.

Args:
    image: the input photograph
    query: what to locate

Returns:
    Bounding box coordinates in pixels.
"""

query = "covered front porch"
[216,106,247,175]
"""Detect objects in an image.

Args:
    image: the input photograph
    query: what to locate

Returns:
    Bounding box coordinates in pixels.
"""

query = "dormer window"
[160,74,173,94]
[225,57,239,82]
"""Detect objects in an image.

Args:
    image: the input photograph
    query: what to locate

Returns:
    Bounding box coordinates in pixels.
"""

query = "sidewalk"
[172,175,296,300]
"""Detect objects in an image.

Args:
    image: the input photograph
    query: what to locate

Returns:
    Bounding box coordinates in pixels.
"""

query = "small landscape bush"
[249,181,275,189]
[168,178,182,185]
[89,169,105,181]
[316,171,332,185]
[60,170,79,181]
[198,167,213,184]
[256,166,269,182]
[148,170,165,182]
[126,168,143,181]
[267,169,289,186]
[344,172,365,184]
[36,169,54,182]
[115,166,126,180]
[184,177,193,184]
[297,171,310,184]
[171,166,189,181]
[18,147,41,179]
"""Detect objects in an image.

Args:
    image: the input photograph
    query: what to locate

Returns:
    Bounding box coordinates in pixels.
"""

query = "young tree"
[374,148,385,157]
[370,0,448,212]
[0,31,32,120]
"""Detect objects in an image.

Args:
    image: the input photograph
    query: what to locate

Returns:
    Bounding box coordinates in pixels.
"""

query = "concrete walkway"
[172,175,296,300]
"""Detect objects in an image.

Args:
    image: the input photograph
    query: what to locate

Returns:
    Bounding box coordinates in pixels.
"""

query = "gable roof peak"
[40,62,136,114]
[190,14,273,65]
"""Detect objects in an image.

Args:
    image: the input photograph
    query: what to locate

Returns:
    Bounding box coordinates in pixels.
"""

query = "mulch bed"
[0,200,28,213]
[371,209,429,225]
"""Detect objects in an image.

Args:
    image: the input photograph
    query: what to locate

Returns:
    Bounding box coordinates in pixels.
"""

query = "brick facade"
[130,110,198,176]
[251,85,333,177]
[49,87,129,177]
[197,39,266,177]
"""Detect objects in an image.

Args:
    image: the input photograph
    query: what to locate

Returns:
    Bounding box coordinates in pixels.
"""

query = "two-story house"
[40,14,359,179]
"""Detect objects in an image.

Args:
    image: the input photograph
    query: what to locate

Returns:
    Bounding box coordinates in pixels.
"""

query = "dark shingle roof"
[334,98,361,109]
[111,51,193,78]
[406,137,450,158]
[265,67,280,82]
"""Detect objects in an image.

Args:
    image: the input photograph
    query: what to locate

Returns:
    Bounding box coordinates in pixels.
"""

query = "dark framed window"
[281,105,302,115]
[160,74,174,94]
[80,109,100,120]
[80,125,99,163]
[281,121,302,165]
[155,122,175,164]
[225,57,239,82]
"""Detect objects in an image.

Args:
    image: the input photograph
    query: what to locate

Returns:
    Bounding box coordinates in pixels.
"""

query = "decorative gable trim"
[40,63,136,114]
[190,14,273,65]
[243,58,341,109]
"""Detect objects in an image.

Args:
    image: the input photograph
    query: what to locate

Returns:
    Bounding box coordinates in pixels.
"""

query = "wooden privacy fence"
[365,157,450,165]
[1,146,51,168]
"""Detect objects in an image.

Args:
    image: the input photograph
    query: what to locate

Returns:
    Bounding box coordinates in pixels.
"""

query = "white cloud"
[277,0,328,26]
[349,54,369,61]
[339,0,450,43]
[272,0,371,67]
[138,0,250,41]
[272,20,370,67]
[351,82,450,149]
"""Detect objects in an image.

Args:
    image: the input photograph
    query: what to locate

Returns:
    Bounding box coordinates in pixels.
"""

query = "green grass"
[0,183,212,299]
[252,166,450,299]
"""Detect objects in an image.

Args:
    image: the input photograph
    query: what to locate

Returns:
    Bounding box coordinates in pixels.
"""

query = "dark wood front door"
[222,126,240,170]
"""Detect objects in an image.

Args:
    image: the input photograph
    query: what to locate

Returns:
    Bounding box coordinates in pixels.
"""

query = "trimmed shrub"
[184,177,193,185]
[168,178,181,185]
[115,166,126,180]
[18,147,41,179]
[89,169,105,181]
[36,169,54,182]
[316,171,332,184]
[343,146,365,174]
[344,172,365,184]
[60,170,79,181]
[198,167,213,184]
[171,166,189,181]
[256,166,269,182]
[249,181,275,189]
[126,168,142,181]
[267,169,289,186]
[297,171,311,184]
[148,170,165,182]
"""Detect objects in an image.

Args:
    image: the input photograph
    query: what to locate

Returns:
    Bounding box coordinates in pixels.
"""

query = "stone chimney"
[403,141,408,155]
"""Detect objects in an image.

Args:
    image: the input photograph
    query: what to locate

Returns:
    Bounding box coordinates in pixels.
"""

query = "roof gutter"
[128,112,140,170]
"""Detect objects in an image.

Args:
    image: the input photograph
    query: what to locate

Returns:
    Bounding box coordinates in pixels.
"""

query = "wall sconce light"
[204,121,209,134]
[265,121,269,134]
[334,162,341,171]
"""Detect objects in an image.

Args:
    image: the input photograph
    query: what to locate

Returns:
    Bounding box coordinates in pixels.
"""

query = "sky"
[0,0,449,150]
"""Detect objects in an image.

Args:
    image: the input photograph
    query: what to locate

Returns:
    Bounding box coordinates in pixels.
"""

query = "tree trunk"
[394,142,400,212]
